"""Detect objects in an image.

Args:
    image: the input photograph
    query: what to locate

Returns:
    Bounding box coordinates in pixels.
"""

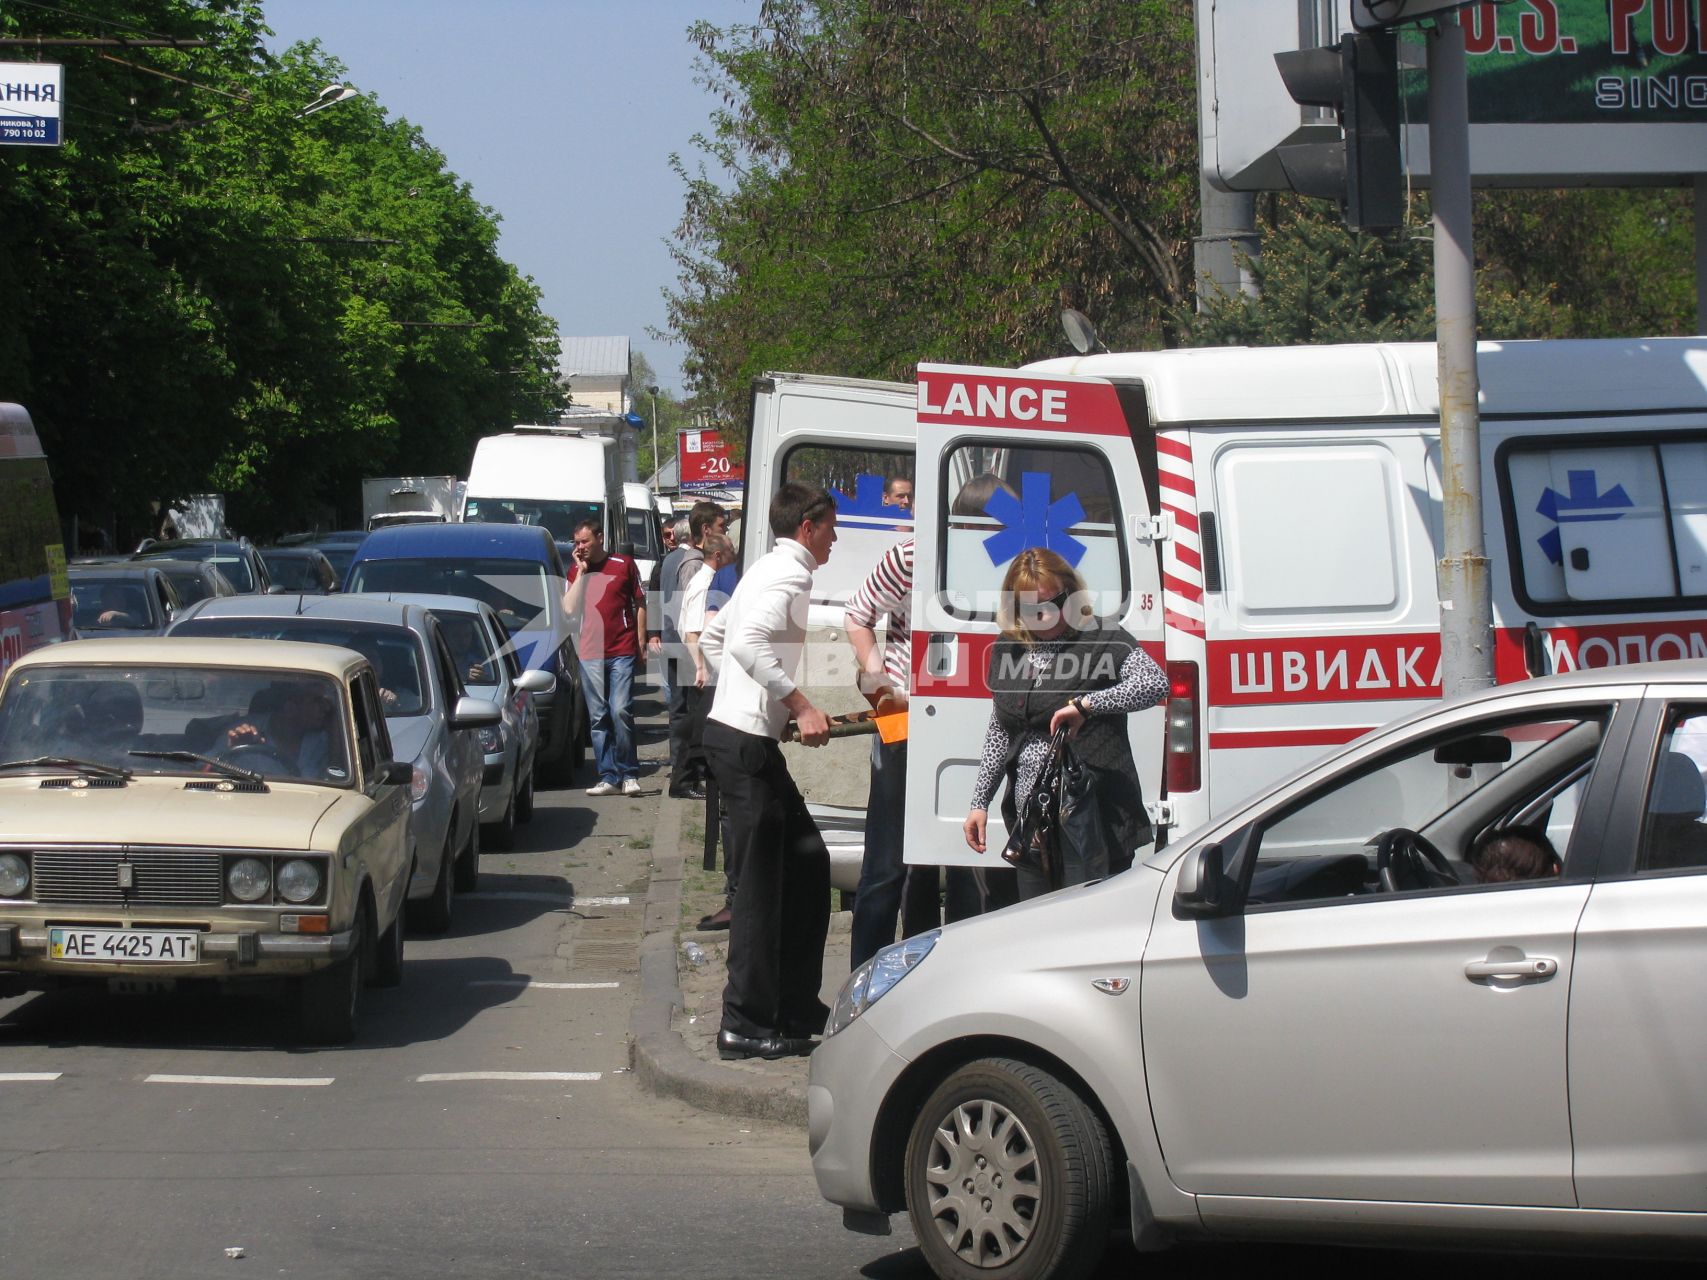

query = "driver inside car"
[224,683,340,778]
[1467,824,1562,884]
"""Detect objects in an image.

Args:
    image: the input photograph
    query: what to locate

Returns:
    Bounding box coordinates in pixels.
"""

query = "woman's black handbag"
[1000,729,1122,892]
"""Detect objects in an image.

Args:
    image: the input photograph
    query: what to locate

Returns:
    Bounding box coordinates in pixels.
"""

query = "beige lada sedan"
[0,638,411,1043]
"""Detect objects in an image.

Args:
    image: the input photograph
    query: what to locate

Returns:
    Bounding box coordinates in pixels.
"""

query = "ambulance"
[743,338,1707,859]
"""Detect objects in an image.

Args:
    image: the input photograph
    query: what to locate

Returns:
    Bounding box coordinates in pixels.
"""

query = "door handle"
[1464,956,1558,981]
[925,633,958,679]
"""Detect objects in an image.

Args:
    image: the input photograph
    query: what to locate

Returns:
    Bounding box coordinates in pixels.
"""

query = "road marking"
[468,979,621,990]
[0,1072,62,1082]
[413,1071,602,1083]
[465,892,630,908]
[144,1074,335,1087]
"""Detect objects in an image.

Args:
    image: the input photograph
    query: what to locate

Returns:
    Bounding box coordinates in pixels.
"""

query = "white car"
[811,660,1707,1276]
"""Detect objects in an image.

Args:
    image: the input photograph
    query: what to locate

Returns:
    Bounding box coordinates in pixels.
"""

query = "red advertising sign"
[677,428,745,491]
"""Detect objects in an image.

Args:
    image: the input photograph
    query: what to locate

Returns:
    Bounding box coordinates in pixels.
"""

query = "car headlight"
[227,857,270,903]
[411,762,430,802]
[827,929,939,1038]
[478,725,502,754]
[276,859,322,904]
[0,852,30,898]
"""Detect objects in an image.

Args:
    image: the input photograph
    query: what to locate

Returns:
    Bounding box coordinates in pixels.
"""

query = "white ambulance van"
[743,339,1707,861]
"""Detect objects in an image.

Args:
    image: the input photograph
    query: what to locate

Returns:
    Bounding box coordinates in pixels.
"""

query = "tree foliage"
[669,1,1696,416]
[0,0,560,544]
[666,0,1198,425]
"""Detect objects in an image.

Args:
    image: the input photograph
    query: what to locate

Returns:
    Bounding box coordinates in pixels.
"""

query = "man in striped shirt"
[846,536,978,969]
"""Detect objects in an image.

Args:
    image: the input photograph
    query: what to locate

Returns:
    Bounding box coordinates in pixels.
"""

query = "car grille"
[31,851,224,907]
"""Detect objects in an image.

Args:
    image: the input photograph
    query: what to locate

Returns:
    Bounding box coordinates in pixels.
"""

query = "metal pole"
[649,389,659,484]
[1194,175,1261,311]
[1430,12,1494,700]
[1696,174,1705,336]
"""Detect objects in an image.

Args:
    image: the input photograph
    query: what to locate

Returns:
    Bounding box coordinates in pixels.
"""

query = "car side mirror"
[514,668,554,695]
[450,695,502,730]
[374,760,411,787]
[265,584,288,595]
[1173,843,1235,919]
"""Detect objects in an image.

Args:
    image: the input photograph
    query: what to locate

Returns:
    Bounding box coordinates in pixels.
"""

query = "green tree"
[0,0,560,544]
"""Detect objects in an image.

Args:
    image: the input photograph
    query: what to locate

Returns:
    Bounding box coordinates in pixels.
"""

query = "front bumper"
[0,920,355,978]
[808,1010,911,1220]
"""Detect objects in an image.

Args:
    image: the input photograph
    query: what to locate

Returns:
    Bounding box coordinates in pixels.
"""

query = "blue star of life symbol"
[981,472,1086,568]
[1535,469,1633,565]
[829,473,912,521]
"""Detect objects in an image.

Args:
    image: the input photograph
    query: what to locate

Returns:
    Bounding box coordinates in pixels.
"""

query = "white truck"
[459,425,623,555]
[742,338,1707,863]
[361,476,457,531]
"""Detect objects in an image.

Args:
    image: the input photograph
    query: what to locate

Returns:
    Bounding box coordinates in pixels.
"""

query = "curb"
[627,790,809,1127]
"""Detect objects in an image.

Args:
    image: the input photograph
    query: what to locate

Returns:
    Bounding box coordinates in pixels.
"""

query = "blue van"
[344,524,586,782]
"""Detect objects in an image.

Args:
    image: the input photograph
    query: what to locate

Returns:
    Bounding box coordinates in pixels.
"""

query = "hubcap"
[923,1099,1040,1267]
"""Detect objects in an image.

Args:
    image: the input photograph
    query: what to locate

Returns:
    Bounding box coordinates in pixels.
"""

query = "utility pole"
[1429,11,1494,699]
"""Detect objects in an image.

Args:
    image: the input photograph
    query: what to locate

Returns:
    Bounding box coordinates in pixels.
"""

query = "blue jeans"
[580,656,638,784]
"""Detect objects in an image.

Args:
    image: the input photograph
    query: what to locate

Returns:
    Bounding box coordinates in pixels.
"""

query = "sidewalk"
[628,782,851,1128]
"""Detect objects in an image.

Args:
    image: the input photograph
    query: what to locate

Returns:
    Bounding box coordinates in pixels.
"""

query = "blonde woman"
[963,548,1167,900]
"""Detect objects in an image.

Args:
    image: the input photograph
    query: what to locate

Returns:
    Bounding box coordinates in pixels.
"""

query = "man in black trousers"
[696,482,836,1060]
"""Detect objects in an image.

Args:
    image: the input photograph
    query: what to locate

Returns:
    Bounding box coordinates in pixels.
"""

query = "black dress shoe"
[716,1029,812,1061]
[669,785,707,801]
[696,904,731,931]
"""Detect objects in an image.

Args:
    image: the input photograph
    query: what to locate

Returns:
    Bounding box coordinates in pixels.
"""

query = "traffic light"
[1274,31,1403,234]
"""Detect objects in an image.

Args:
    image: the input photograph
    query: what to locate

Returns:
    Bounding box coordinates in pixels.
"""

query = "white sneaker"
[621,778,644,796]
[586,781,619,796]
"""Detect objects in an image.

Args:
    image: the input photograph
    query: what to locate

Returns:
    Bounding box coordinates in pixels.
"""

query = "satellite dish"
[1061,308,1105,355]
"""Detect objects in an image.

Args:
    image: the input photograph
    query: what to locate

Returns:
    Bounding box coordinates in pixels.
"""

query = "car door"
[1141,687,1635,1209]
[907,365,1165,866]
[429,623,480,830]
[351,669,410,923]
[1569,689,1707,1211]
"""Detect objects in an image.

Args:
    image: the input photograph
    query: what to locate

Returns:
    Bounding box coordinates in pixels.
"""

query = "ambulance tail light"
[1165,661,1201,793]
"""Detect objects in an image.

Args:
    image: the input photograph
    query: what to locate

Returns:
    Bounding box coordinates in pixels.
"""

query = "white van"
[460,426,621,555]
[620,481,664,582]
[741,372,916,628]
[743,339,1707,859]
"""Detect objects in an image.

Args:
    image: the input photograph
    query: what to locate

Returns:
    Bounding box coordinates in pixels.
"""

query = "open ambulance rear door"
[905,365,1166,866]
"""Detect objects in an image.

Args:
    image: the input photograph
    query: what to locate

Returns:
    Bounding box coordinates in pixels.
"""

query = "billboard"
[677,428,746,492]
[0,63,64,147]
[1199,1,1707,190]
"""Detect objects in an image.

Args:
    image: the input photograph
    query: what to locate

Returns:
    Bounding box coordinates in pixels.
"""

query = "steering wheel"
[1375,827,1460,893]
[220,741,295,776]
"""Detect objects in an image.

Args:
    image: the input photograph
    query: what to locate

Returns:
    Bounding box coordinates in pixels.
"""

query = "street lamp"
[646,385,661,487]
[298,83,358,118]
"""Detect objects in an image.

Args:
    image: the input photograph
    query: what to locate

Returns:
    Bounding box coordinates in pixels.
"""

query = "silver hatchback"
[811,661,1707,1274]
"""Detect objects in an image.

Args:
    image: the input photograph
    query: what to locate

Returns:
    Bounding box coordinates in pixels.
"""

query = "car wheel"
[514,769,535,824]
[904,1058,1114,1280]
[454,813,481,893]
[298,908,364,1045]
[484,777,518,851]
[408,830,455,934]
[370,901,404,988]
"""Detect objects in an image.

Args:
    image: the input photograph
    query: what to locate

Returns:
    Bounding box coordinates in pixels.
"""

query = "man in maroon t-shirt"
[564,520,647,796]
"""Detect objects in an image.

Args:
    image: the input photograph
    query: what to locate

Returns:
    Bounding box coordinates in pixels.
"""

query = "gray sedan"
[370,593,550,850]
[69,565,183,637]
[811,660,1707,1274]
[167,594,498,933]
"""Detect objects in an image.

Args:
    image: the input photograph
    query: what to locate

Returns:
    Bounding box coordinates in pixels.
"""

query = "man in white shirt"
[697,482,836,1060]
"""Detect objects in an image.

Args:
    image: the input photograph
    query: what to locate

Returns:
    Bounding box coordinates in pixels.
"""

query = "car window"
[1638,708,1707,874]
[435,611,497,686]
[346,557,552,635]
[0,664,351,785]
[349,673,378,780]
[431,626,465,702]
[70,578,152,630]
[170,618,426,716]
[1243,708,1610,907]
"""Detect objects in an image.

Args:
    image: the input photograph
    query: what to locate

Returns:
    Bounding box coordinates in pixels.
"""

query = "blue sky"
[263,0,757,395]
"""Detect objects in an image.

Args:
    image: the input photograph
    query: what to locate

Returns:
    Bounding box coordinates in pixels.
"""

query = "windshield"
[315,543,359,581]
[346,557,554,636]
[139,545,255,592]
[626,507,660,559]
[262,553,327,592]
[463,498,602,544]
[169,618,427,716]
[159,566,222,605]
[70,577,156,631]
[0,665,351,785]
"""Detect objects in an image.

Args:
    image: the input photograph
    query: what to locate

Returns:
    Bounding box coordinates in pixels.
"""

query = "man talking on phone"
[563,520,647,797]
